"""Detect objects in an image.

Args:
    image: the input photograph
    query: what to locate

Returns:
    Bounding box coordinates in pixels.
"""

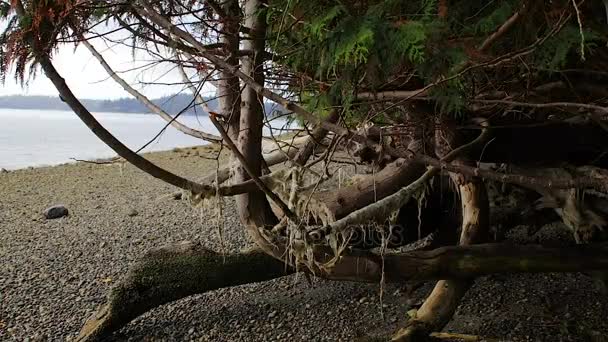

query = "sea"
[0,109,292,170]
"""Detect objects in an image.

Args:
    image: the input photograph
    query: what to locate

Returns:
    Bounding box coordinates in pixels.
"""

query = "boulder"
[44,205,69,219]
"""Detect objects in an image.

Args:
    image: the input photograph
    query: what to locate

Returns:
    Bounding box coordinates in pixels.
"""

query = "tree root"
[76,239,608,340]
[391,175,489,341]
[429,332,498,341]
[76,241,290,342]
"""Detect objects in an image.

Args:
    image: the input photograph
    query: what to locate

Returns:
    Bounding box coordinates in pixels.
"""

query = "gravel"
[1,145,608,341]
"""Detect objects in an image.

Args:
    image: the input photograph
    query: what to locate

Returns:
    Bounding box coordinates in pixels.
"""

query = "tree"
[2,0,608,340]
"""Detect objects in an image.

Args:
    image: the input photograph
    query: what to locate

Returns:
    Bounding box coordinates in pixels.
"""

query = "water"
[0,109,292,170]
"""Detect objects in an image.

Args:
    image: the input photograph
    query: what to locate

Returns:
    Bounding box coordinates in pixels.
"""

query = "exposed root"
[391,177,489,341]
[76,242,290,342]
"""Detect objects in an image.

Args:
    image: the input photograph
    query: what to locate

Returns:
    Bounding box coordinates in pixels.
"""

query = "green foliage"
[474,2,514,34]
[3,0,608,121]
[390,21,427,64]
[0,1,9,18]
[534,25,602,70]
[331,17,375,67]
[433,78,467,116]
[308,5,344,40]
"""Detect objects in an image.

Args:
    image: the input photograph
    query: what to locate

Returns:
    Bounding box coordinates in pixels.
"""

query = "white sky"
[0,22,216,100]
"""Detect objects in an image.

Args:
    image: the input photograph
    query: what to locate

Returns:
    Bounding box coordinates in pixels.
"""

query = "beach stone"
[128,209,139,217]
[43,205,68,219]
[0,168,8,173]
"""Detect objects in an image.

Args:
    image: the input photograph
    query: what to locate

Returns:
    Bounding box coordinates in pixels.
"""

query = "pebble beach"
[2,145,608,341]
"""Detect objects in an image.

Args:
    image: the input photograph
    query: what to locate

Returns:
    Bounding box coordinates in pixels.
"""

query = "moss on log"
[76,241,290,342]
[76,239,608,341]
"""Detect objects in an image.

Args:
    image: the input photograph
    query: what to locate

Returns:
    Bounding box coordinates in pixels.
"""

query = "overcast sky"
[0,22,216,100]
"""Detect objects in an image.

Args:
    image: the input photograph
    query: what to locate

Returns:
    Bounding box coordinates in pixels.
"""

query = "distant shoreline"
[0,94,286,116]
[0,107,207,116]
[0,144,208,172]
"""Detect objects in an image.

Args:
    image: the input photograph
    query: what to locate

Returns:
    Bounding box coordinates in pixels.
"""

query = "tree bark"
[313,158,425,221]
[391,177,489,341]
[76,239,608,341]
[233,0,281,255]
[75,242,291,342]
[217,0,242,143]
[392,121,490,341]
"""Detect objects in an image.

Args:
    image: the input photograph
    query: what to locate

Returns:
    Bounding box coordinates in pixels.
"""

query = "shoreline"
[2,144,608,341]
[1,144,210,172]
[1,131,299,172]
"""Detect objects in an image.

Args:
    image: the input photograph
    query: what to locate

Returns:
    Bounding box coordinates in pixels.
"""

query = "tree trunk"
[217,0,242,143]
[234,0,281,256]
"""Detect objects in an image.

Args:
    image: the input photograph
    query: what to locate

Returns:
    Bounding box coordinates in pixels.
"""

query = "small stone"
[43,205,68,219]
[0,168,8,173]
[359,297,367,304]
[128,209,139,217]
[268,310,277,319]
[188,327,195,335]
[173,192,183,200]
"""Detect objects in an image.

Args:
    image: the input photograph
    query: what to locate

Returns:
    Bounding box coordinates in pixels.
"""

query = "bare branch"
[209,113,298,221]
[80,36,222,143]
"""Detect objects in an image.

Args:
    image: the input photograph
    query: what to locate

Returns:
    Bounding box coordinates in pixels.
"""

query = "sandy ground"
[1,146,608,341]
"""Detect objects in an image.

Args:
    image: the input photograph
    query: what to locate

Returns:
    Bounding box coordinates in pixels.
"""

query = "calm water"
[0,109,290,170]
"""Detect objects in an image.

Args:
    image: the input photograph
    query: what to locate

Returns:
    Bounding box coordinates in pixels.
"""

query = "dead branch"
[34,50,214,195]
[478,5,526,52]
[471,99,608,132]
[310,124,492,239]
[80,37,222,143]
[411,154,608,193]
[209,113,298,220]
[392,125,490,340]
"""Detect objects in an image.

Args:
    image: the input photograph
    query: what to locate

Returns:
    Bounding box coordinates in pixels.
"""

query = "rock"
[128,209,139,217]
[43,205,68,219]
[0,168,8,173]
[268,310,277,319]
